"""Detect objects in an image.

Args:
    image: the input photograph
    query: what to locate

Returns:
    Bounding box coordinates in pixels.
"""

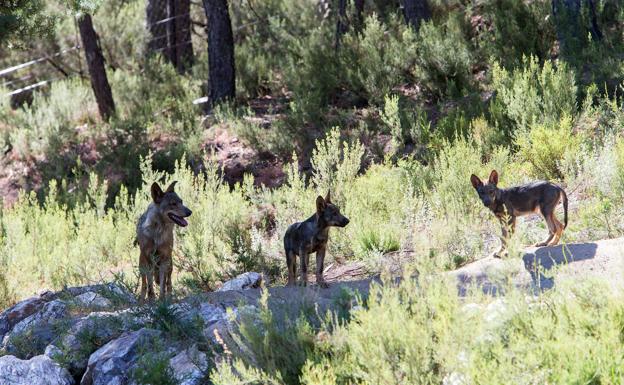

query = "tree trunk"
[203,0,235,107]
[586,0,602,41]
[552,0,601,56]
[402,0,431,30]
[354,0,365,28]
[174,0,194,73]
[335,0,348,50]
[78,13,115,121]
[146,0,167,54]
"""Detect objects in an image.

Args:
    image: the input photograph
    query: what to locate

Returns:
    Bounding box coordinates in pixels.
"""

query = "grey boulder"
[0,354,74,385]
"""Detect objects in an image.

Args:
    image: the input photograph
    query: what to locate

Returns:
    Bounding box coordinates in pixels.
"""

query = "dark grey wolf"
[137,181,192,301]
[284,192,349,288]
[470,170,568,257]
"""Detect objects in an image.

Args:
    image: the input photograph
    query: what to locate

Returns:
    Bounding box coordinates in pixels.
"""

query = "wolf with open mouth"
[136,181,192,301]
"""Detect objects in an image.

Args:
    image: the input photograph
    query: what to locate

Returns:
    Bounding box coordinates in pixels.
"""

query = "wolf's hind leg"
[548,217,564,246]
[536,210,556,247]
[299,247,309,286]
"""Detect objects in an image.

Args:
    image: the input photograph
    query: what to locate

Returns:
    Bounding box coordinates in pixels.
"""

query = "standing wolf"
[470,170,568,257]
[137,181,192,301]
[284,192,349,288]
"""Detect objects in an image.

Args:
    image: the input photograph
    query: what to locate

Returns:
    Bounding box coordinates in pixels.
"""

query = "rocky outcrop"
[58,311,131,375]
[218,272,265,292]
[0,291,56,342]
[169,344,208,385]
[0,354,74,385]
[0,284,135,359]
[80,328,161,385]
[0,274,374,384]
[2,299,70,357]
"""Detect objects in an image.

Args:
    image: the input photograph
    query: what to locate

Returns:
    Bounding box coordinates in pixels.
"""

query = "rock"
[0,292,56,341]
[218,272,264,292]
[80,328,161,385]
[169,344,208,385]
[44,345,63,360]
[2,300,70,357]
[64,283,136,306]
[60,312,125,374]
[73,292,112,310]
[0,354,74,385]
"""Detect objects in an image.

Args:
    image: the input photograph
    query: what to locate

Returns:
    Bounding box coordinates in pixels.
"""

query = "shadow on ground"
[451,241,603,296]
[523,242,598,290]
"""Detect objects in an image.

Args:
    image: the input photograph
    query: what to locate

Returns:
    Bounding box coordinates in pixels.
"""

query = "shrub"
[341,14,418,105]
[311,127,364,202]
[490,56,578,134]
[478,0,554,67]
[515,115,582,180]
[414,15,474,98]
[213,289,317,385]
[380,94,431,152]
[4,78,97,160]
[282,22,341,125]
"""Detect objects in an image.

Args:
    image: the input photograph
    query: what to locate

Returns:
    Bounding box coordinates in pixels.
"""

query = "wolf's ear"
[325,190,331,203]
[488,170,499,186]
[470,174,483,189]
[151,182,164,203]
[165,181,178,193]
[316,195,326,214]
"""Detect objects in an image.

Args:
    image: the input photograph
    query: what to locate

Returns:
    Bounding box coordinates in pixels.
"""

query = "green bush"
[216,272,624,385]
[479,0,554,67]
[490,56,578,134]
[515,115,582,180]
[414,15,474,98]
[341,14,418,105]
[380,94,431,152]
[214,289,317,385]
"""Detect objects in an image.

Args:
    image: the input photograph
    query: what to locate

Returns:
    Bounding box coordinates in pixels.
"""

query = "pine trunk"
[78,13,115,121]
[203,0,235,107]
[402,0,431,30]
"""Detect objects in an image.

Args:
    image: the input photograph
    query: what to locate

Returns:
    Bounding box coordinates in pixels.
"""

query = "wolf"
[284,192,349,288]
[470,170,568,257]
[137,181,192,301]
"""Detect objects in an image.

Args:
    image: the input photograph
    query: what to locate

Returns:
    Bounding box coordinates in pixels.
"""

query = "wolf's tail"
[561,188,568,229]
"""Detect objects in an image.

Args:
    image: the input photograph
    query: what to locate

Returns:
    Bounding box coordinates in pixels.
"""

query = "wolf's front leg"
[159,261,169,300]
[315,247,329,289]
[495,216,516,258]
[299,247,308,286]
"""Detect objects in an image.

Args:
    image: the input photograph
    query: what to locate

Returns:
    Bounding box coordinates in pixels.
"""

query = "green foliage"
[515,115,582,180]
[479,0,554,67]
[490,56,578,134]
[311,127,364,202]
[130,348,177,385]
[414,15,473,98]
[0,0,55,46]
[216,272,624,385]
[342,14,418,105]
[282,22,341,126]
[215,289,316,385]
[380,94,431,151]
